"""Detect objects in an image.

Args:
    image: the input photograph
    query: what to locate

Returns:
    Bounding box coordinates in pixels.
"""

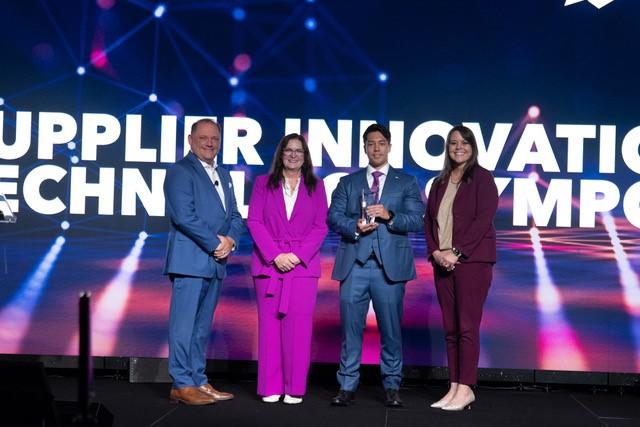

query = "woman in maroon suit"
[247,133,328,404]
[424,125,498,411]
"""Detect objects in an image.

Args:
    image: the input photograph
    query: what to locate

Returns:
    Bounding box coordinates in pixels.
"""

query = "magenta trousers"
[254,276,318,396]
[434,262,492,385]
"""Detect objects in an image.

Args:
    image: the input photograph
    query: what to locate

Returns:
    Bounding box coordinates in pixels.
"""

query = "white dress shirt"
[198,158,226,211]
[366,163,390,198]
[282,176,300,220]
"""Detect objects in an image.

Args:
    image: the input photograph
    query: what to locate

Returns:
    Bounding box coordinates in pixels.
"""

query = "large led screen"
[1,0,639,373]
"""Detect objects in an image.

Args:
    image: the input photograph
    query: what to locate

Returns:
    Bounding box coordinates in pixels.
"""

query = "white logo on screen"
[565,0,614,9]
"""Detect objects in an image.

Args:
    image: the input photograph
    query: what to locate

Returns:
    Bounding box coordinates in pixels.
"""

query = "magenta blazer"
[424,165,498,263]
[247,174,329,279]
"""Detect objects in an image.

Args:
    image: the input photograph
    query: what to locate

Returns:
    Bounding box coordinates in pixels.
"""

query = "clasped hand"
[365,204,390,221]
[274,253,301,272]
[433,249,459,272]
[213,235,234,259]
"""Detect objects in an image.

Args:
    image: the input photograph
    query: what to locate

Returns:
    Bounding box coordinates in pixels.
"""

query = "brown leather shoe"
[198,383,234,401]
[169,386,216,405]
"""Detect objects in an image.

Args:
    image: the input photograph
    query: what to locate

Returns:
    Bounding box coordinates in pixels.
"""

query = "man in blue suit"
[328,123,425,407]
[163,119,244,405]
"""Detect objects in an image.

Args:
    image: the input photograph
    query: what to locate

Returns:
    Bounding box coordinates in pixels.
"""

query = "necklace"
[283,175,300,196]
[450,170,463,185]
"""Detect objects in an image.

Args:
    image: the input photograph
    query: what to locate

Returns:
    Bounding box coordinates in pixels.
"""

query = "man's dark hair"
[362,123,391,144]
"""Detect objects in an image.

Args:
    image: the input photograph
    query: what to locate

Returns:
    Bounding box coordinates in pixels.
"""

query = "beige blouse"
[437,179,460,250]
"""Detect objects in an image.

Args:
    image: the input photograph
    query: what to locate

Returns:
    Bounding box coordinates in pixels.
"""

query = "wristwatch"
[451,247,462,258]
[387,210,395,225]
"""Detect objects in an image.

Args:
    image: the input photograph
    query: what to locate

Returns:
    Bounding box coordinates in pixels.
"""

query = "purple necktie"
[371,171,383,203]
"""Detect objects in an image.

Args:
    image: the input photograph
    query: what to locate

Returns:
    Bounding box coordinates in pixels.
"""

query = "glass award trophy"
[360,189,376,225]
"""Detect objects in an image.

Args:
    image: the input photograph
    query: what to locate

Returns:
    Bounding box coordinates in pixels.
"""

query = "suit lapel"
[452,178,467,208]
[186,153,226,214]
[379,167,399,204]
[288,178,307,223]
[432,177,447,221]
[272,179,289,224]
[432,174,467,222]
[216,167,230,215]
[448,168,474,210]
[355,169,368,197]
[187,152,212,187]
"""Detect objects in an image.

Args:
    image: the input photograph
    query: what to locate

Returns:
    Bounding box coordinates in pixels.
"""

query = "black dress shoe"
[385,389,403,407]
[331,390,355,406]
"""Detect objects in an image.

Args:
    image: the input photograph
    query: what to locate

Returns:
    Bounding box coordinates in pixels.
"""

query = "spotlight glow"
[602,213,640,315]
[233,54,252,72]
[530,227,588,370]
[90,49,107,68]
[378,72,388,82]
[0,236,66,353]
[138,231,148,240]
[229,76,239,87]
[528,105,540,119]
[76,66,86,75]
[154,4,166,18]
[148,93,158,102]
[0,97,4,106]
[528,172,539,181]
[97,0,116,9]
[71,155,79,164]
[67,141,76,150]
[67,234,147,355]
[231,89,247,106]
[232,7,246,21]
[165,100,184,116]
[305,17,317,30]
[60,221,70,230]
[303,77,317,93]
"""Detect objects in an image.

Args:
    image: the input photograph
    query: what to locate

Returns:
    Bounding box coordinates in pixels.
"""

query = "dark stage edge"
[45,376,639,427]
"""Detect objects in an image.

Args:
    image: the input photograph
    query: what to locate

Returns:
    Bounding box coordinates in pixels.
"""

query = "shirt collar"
[366,163,390,177]
[196,157,217,170]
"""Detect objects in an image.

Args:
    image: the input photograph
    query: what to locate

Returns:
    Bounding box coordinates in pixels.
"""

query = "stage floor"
[46,375,639,427]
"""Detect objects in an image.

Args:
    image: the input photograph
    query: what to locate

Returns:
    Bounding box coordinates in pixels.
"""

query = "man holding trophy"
[327,123,425,407]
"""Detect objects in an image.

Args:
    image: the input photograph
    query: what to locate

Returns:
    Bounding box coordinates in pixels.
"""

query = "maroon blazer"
[424,166,498,263]
[247,174,328,278]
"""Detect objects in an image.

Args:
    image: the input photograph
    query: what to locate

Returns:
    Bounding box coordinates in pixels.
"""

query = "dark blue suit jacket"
[328,167,425,282]
[163,152,244,279]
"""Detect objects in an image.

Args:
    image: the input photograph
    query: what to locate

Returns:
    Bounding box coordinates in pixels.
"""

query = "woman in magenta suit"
[247,133,328,404]
[424,125,498,411]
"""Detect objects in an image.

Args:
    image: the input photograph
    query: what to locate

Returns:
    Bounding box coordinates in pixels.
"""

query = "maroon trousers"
[433,262,492,385]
